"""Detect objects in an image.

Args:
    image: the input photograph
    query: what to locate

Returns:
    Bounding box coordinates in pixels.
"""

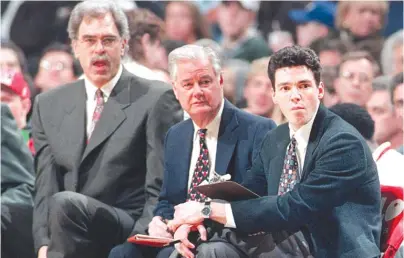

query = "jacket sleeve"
[232,132,374,233]
[31,95,63,252]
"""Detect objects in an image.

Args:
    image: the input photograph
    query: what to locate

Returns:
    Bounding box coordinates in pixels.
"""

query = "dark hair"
[126,8,165,61]
[267,45,321,90]
[330,103,375,140]
[161,39,186,56]
[391,72,403,103]
[310,38,347,56]
[0,40,28,74]
[39,42,82,76]
[337,50,380,77]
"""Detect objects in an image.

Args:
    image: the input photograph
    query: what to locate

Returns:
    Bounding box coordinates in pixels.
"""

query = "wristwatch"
[201,201,212,219]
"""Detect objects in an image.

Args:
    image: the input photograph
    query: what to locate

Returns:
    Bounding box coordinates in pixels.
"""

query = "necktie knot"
[95,89,104,103]
[198,129,207,139]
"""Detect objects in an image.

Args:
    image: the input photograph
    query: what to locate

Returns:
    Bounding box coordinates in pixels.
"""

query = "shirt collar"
[193,99,225,141]
[289,103,319,146]
[84,65,123,100]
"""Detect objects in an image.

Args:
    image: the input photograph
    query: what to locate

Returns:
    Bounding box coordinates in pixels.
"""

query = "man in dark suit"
[108,45,276,258]
[1,103,36,258]
[168,45,382,258]
[32,2,182,258]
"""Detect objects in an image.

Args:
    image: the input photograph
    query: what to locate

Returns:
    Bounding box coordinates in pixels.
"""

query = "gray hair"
[168,45,222,81]
[67,0,129,41]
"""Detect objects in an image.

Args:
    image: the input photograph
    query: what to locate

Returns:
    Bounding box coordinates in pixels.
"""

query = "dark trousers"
[46,191,135,258]
[1,203,36,258]
[169,228,313,258]
[108,242,175,258]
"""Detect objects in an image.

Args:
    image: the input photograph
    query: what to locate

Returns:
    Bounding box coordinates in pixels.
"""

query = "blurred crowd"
[0,1,403,257]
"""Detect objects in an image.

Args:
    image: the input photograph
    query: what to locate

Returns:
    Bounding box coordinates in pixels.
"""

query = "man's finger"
[197,224,207,241]
[178,243,194,258]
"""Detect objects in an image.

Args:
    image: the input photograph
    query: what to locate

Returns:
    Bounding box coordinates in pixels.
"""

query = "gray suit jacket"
[1,104,35,206]
[31,69,182,251]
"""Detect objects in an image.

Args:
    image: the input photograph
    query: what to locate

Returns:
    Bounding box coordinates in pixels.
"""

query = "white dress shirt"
[187,100,224,189]
[84,65,122,138]
[224,104,319,228]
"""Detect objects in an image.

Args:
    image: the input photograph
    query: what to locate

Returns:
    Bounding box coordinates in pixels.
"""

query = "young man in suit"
[108,45,276,258]
[168,45,382,258]
[31,1,182,258]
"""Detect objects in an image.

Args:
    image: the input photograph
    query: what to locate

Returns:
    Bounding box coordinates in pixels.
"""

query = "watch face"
[202,206,211,217]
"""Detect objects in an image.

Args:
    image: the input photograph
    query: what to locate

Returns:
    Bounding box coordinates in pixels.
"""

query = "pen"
[165,239,182,247]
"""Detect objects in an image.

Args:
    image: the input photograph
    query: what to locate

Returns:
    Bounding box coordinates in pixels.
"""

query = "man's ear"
[318,82,325,100]
[71,40,79,59]
[172,82,179,100]
[272,89,278,104]
[121,39,128,57]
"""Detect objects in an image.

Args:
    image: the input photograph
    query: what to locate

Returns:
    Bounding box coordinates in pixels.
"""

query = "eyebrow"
[277,80,313,87]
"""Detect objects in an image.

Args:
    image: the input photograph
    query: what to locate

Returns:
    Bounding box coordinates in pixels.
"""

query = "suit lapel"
[301,105,327,181]
[61,81,86,167]
[215,100,239,176]
[177,120,194,199]
[267,125,290,195]
[81,71,131,162]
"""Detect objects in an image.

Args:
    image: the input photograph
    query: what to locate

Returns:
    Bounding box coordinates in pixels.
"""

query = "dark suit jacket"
[154,100,277,219]
[1,104,35,206]
[231,105,381,258]
[31,69,182,251]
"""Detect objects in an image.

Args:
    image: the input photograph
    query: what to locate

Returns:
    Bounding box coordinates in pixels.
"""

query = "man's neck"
[192,106,221,129]
[388,130,404,150]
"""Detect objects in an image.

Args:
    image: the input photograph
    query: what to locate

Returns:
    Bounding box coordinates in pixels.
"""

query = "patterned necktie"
[278,136,299,195]
[187,129,210,202]
[88,89,104,139]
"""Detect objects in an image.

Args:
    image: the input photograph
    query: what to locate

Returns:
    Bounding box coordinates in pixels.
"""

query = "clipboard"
[127,234,181,247]
[195,181,260,201]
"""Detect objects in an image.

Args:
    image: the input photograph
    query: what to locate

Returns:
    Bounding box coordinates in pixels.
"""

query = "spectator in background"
[1,103,36,258]
[125,8,169,82]
[321,66,339,108]
[391,72,403,121]
[334,51,379,108]
[217,1,271,62]
[391,72,404,154]
[288,1,337,48]
[366,76,403,151]
[330,103,404,188]
[0,69,34,154]
[267,30,294,53]
[164,1,210,44]
[381,29,403,76]
[334,1,388,64]
[221,59,250,106]
[0,40,38,116]
[310,38,346,68]
[34,43,79,93]
[243,57,285,125]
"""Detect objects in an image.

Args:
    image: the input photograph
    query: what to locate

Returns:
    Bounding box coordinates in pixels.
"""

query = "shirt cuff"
[224,203,236,228]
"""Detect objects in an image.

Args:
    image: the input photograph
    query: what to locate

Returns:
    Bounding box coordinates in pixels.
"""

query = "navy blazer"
[232,105,382,258]
[154,100,276,219]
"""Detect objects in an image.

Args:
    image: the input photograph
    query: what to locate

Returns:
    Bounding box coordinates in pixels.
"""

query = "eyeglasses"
[340,71,371,84]
[79,36,120,49]
[40,60,68,71]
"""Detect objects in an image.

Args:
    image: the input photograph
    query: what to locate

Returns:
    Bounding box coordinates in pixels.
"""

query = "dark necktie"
[187,129,210,202]
[88,89,104,140]
[278,136,299,195]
